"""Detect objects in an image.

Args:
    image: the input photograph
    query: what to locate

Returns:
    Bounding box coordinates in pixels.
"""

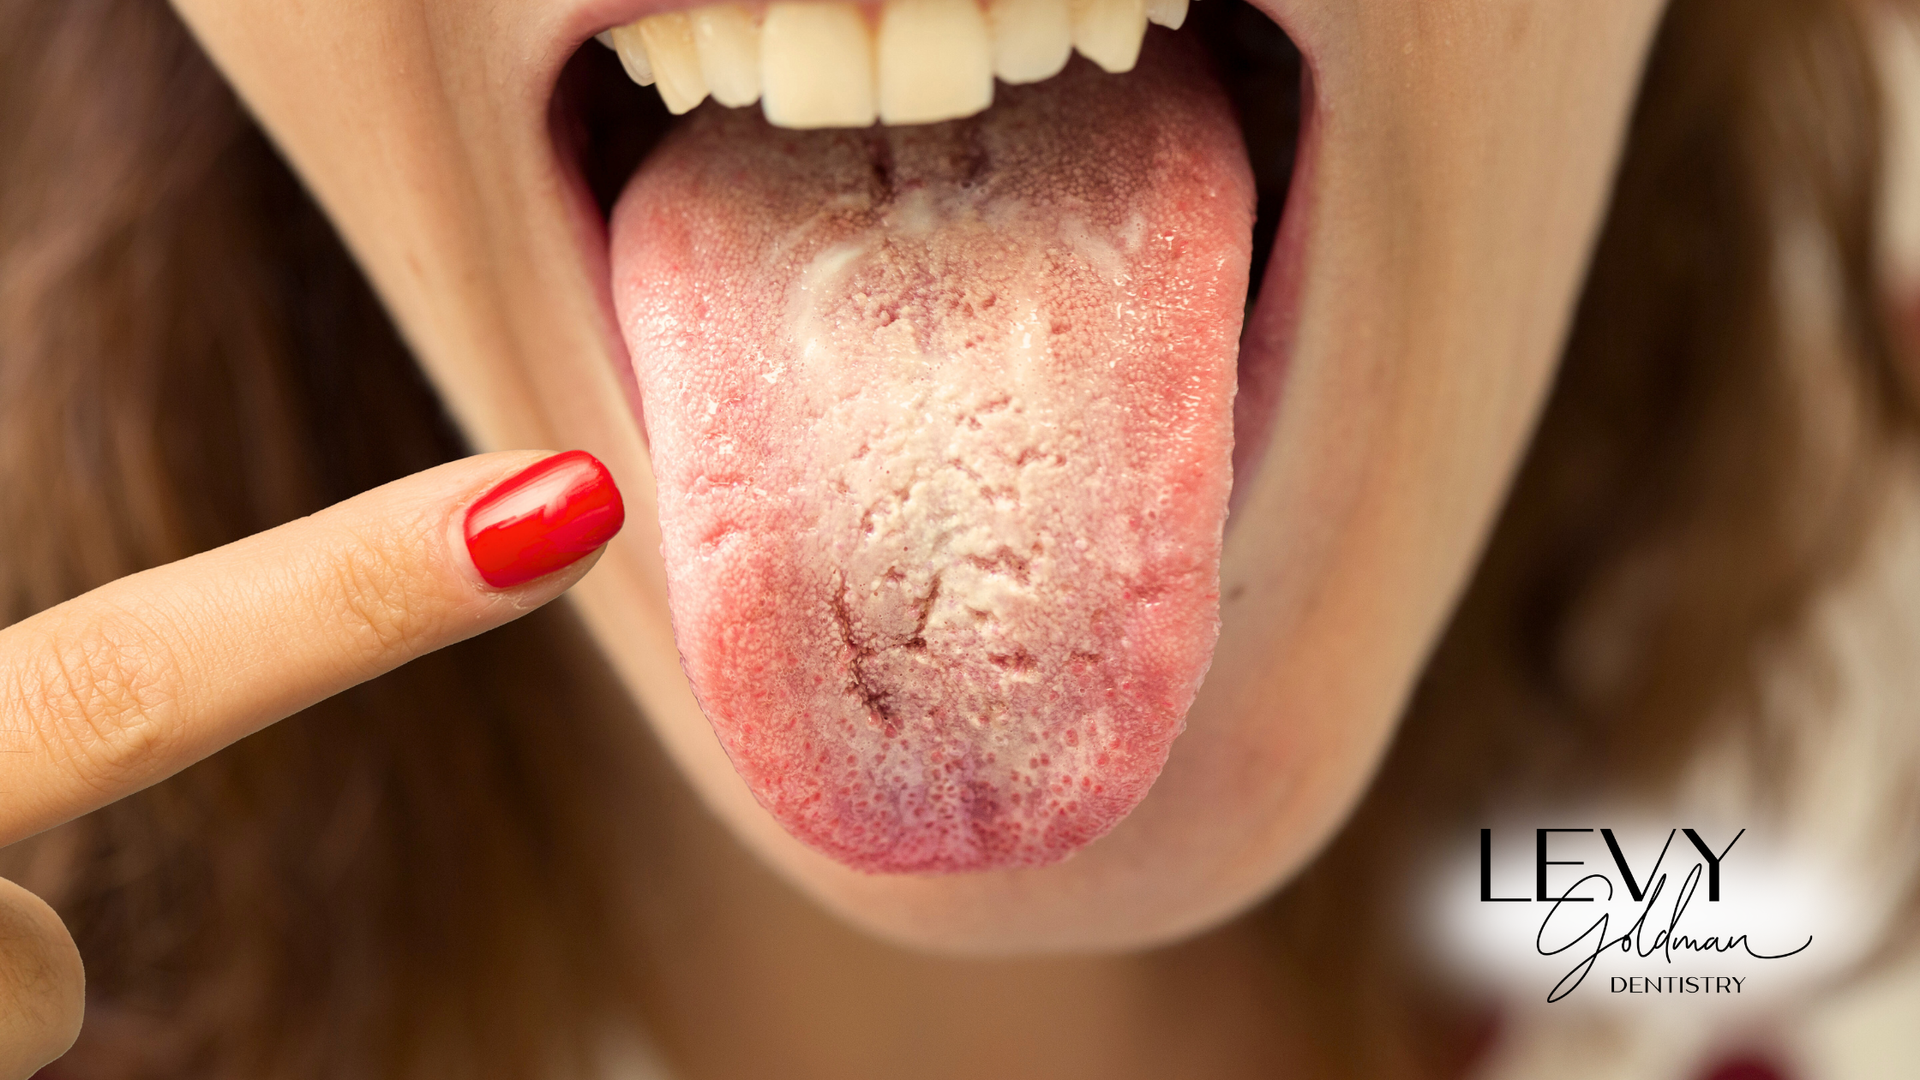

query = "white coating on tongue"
[612,40,1252,872]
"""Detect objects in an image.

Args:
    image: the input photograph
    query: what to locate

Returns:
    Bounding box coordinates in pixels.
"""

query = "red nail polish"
[464,450,626,588]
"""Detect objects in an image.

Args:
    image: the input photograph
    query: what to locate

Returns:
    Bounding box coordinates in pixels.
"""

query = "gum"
[611,37,1253,872]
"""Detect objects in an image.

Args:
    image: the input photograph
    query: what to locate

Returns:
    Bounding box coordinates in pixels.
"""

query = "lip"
[535,0,1321,516]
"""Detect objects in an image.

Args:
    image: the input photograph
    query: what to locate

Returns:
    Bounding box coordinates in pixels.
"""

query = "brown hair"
[0,0,1914,1077]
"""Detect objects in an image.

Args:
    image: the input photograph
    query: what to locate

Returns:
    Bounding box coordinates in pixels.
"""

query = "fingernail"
[464,451,626,588]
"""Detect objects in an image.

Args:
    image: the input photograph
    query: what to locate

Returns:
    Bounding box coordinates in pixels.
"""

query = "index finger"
[0,450,623,847]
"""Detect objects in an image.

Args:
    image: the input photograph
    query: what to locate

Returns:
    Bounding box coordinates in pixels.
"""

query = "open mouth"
[548,0,1308,874]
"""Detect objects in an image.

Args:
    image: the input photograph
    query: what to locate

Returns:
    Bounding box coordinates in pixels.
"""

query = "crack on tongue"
[832,570,943,740]
[612,40,1253,873]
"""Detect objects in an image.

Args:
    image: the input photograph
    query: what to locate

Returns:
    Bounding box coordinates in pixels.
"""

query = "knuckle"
[0,881,85,1062]
[313,521,441,669]
[5,608,184,793]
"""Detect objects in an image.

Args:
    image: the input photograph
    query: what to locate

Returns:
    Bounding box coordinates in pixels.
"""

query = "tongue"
[610,35,1253,873]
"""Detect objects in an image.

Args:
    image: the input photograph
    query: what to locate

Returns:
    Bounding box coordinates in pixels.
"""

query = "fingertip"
[461,450,627,591]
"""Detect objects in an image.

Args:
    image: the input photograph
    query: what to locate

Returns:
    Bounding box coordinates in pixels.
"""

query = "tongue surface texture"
[611,37,1252,873]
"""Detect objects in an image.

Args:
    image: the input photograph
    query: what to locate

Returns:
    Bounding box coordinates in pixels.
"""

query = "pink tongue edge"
[609,38,1256,874]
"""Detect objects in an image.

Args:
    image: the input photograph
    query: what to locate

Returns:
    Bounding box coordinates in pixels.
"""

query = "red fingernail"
[464,451,626,588]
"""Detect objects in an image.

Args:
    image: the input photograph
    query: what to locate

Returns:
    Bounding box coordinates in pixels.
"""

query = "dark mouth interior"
[550,0,1302,308]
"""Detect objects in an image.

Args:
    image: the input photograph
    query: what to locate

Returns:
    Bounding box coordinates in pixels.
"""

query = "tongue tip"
[719,690,1202,875]
[682,588,1221,875]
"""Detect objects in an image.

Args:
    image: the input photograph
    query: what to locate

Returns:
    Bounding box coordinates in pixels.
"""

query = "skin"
[0,453,610,1074]
[0,0,1670,1073]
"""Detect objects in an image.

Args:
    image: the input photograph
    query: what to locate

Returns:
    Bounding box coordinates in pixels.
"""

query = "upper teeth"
[599,0,1193,129]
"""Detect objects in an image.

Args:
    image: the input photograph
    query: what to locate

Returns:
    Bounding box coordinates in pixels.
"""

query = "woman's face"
[168,0,1665,952]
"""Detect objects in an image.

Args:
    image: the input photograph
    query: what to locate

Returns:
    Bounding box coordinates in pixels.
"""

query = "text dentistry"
[1610,976,1748,994]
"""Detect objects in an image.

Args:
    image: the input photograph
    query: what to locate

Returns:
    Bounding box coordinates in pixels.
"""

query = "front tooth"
[761,3,877,129]
[987,0,1072,85]
[1145,0,1189,30]
[693,5,763,108]
[638,12,710,114]
[878,0,993,124]
[608,22,656,86]
[1070,0,1147,73]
